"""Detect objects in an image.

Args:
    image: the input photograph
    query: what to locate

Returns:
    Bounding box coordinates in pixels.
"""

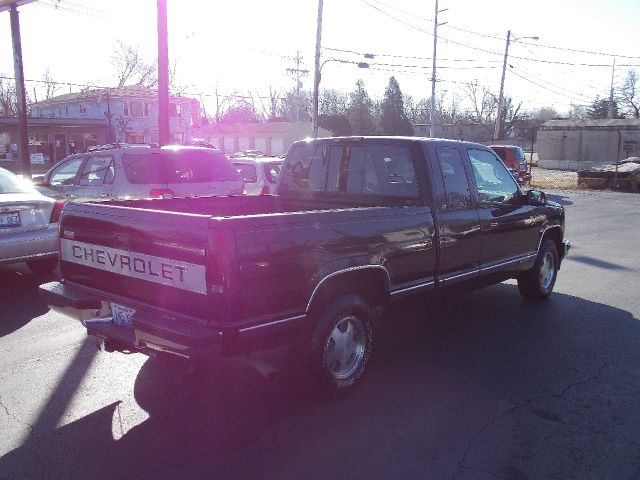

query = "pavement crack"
[451,367,606,480]
[0,394,35,436]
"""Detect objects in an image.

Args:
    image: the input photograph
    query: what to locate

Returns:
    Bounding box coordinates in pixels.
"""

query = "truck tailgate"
[58,202,212,319]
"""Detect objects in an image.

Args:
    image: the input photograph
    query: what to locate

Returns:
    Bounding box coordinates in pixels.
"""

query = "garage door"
[223,137,235,154]
[239,137,250,151]
[255,137,267,154]
[271,137,284,155]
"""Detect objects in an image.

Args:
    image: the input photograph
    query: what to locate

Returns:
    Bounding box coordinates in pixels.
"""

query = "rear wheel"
[26,257,58,274]
[518,239,558,300]
[305,294,374,392]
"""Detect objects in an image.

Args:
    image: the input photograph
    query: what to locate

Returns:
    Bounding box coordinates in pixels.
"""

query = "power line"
[366,0,640,59]
[323,46,503,63]
[509,64,591,100]
[358,0,640,68]
[507,69,588,103]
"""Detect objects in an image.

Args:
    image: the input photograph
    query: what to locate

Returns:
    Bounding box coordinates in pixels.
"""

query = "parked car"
[490,145,532,185]
[0,167,62,273]
[41,137,570,392]
[232,156,283,195]
[33,144,244,202]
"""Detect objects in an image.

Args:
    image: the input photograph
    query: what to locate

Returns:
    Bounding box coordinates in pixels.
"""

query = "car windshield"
[0,169,34,194]
[233,163,258,183]
[122,149,240,184]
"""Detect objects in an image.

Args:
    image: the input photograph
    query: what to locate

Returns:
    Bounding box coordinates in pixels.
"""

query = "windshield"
[0,169,34,194]
[122,150,240,184]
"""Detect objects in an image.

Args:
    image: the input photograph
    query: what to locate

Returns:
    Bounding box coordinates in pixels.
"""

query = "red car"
[490,145,532,185]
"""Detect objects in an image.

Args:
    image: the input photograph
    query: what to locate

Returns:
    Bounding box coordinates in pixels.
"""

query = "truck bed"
[105,194,390,218]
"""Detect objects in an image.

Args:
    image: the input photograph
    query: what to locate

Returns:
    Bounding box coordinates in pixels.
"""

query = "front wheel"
[517,239,558,300]
[305,294,374,392]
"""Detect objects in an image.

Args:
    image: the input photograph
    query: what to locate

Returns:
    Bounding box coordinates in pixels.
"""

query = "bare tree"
[32,68,61,104]
[464,80,497,125]
[501,96,524,137]
[0,75,17,116]
[111,40,159,88]
[620,69,639,118]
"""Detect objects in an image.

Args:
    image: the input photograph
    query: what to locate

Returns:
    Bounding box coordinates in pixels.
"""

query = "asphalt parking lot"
[1,189,639,480]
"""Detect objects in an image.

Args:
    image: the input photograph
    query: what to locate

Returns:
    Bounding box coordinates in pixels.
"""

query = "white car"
[232,156,283,195]
[0,167,62,273]
[34,144,244,202]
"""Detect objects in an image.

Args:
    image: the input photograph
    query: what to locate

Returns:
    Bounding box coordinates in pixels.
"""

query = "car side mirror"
[526,189,546,206]
[32,175,47,187]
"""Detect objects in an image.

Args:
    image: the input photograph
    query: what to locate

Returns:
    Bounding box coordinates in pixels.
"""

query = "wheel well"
[542,227,563,257]
[307,269,389,317]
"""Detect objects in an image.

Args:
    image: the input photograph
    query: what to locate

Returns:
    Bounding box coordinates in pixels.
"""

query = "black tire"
[26,257,58,274]
[305,294,374,392]
[517,239,559,300]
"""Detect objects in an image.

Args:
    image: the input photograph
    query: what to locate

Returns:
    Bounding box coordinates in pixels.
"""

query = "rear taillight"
[148,189,175,199]
[260,185,269,195]
[50,201,64,223]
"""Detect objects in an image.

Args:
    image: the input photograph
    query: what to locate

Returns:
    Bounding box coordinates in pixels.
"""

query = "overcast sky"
[1,0,639,117]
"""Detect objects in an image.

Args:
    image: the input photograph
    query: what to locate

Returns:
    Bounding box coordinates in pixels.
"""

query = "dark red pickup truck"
[40,137,570,391]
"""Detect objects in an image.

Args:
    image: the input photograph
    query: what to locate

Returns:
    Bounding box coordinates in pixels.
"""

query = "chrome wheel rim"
[539,251,555,290]
[324,314,366,380]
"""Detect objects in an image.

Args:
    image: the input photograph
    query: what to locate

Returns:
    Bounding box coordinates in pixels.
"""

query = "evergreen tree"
[347,80,376,135]
[380,76,413,135]
[587,96,624,119]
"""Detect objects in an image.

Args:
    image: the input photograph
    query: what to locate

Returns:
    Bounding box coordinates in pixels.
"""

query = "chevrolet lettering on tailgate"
[60,239,207,294]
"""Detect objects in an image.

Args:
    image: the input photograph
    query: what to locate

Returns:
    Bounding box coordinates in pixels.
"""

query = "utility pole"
[429,0,446,138]
[287,51,309,142]
[608,58,616,119]
[9,3,31,179]
[494,30,511,141]
[312,0,323,138]
[157,0,170,145]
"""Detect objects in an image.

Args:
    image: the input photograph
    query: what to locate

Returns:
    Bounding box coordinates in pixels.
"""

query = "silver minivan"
[34,144,244,202]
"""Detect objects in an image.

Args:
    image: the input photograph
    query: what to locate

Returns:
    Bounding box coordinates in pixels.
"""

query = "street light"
[493,31,539,140]
[312,58,370,137]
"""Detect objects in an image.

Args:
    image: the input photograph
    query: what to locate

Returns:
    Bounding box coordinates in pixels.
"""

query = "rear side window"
[78,155,114,186]
[279,143,421,201]
[122,150,240,184]
[435,147,473,211]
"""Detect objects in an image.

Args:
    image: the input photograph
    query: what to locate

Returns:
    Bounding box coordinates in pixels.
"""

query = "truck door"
[465,148,539,268]
[429,145,482,285]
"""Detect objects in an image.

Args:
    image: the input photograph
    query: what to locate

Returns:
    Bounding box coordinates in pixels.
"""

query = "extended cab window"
[468,149,519,204]
[435,147,472,211]
[280,143,422,203]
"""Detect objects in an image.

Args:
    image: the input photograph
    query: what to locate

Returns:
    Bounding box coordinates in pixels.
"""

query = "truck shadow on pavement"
[0,268,54,336]
[1,284,639,480]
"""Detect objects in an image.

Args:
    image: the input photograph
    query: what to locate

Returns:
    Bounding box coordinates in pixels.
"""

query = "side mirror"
[32,175,47,187]
[526,189,546,206]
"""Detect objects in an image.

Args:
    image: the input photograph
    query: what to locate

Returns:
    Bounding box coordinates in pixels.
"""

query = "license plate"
[0,212,20,227]
[111,303,136,326]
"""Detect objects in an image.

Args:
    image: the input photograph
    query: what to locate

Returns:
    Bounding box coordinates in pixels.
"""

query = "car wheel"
[517,239,558,300]
[305,294,374,392]
[26,257,58,274]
